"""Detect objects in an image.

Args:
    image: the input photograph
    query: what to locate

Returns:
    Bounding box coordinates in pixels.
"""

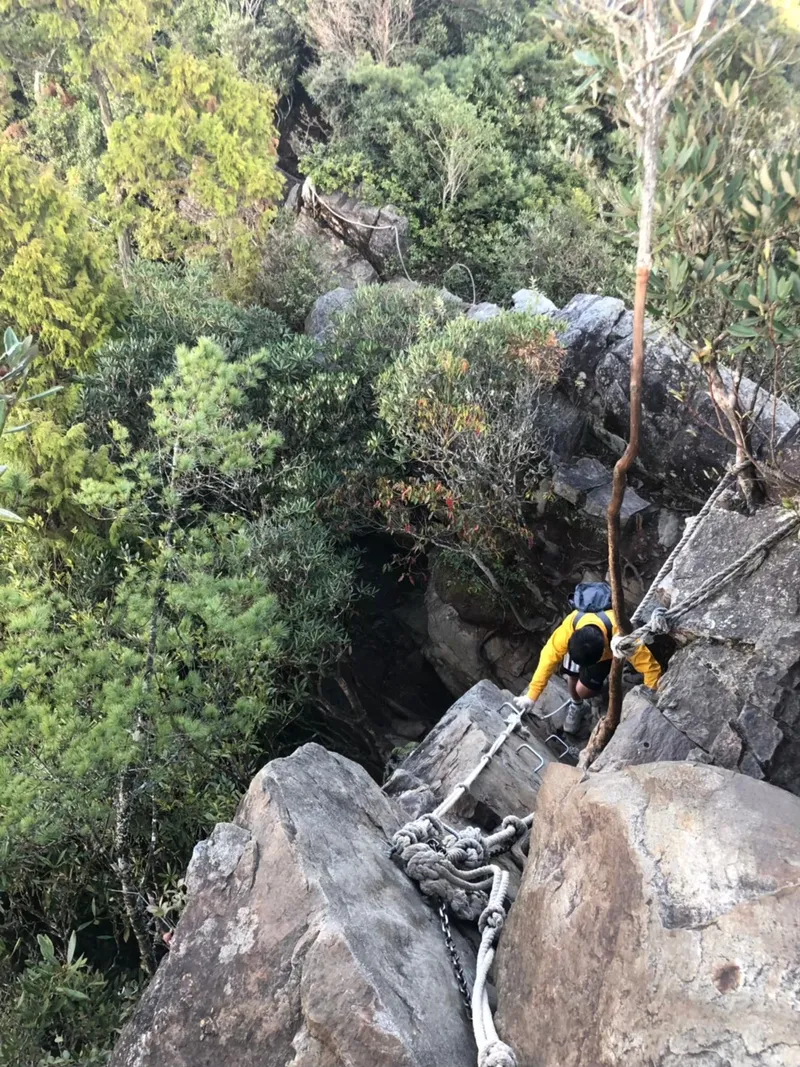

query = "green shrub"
[82,261,288,447]
[375,311,564,561]
[256,210,334,330]
[509,202,630,307]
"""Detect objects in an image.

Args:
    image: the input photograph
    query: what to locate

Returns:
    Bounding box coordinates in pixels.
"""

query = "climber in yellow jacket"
[516,608,662,734]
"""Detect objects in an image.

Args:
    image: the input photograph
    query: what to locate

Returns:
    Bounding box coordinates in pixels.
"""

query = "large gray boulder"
[556,294,799,492]
[299,185,410,276]
[110,745,475,1067]
[496,761,800,1067]
[423,581,539,697]
[384,680,555,827]
[294,213,378,289]
[600,505,800,793]
[304,286,356,343]
[512,289,557,316]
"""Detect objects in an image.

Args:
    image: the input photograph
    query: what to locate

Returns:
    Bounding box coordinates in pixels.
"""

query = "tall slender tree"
[560,0,758,767]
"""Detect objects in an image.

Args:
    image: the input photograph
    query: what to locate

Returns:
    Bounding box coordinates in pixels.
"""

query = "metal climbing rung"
[545,734,571,759]
[515,743,545,773]
[536,699,571,721]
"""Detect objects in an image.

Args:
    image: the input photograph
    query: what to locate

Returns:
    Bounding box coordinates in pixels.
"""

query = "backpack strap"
[575,609,613,642]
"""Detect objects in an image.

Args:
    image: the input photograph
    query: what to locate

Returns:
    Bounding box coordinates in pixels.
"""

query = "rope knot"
[479,1040,518,1067]
[446,827,487,868]
[391,815,442,855]
[478,902,506,934]
[648,605,670,635]
[499,814,527,838]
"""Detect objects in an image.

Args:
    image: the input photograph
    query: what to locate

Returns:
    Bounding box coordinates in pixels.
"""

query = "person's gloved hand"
[610,634,627,660]
[514,694,537,715]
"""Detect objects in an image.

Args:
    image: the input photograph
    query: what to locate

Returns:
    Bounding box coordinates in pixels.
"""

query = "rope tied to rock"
[392,797,532,1067]
[479,1040,518,1067]
[614,494,800,664]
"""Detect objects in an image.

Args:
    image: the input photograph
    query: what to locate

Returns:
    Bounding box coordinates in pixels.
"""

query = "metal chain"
[438,901,473,1019]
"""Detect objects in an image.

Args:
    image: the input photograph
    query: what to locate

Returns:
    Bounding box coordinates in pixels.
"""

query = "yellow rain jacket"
[527,609,662,701]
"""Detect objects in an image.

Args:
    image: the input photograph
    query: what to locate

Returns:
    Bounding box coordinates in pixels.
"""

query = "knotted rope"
[614,508,800,663]
[392,811,530,1067]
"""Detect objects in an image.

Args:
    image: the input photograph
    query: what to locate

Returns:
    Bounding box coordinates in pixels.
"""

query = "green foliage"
[174,0,304,92]
[82,261,288,448]
[375,311,564,561]
[256,210,334,330]
[0,0,158,92]
[604,23,800,398]
[0,933,130,1067]
[510,201,629,307]
[23,90,105,201]
[0,143,121,372]
[100,47,283,278]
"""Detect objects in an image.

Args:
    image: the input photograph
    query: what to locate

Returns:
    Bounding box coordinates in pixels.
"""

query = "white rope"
[391,813,527,1067]
[473,869,517,1067]
[631,460,750,627]
[390,699,538,1067]
[615,510,800,661]
[302,178,414,282]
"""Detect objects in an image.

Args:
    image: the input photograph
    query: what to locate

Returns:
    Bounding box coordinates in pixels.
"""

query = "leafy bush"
[0,142,122,373]
[0,933,129,1067]
[375,311,564,562]
[82,261,288,448]
[256,210,334,330]
[510,202,630,308]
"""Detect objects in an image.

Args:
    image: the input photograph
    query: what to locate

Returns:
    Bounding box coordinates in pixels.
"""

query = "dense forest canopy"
[0,0,798,1061]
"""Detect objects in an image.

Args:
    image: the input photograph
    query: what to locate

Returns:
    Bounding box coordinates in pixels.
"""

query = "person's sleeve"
[630,643,662,690]
[527,614,575,701]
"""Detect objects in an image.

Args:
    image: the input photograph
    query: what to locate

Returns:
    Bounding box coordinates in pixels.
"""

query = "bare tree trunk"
[581,116,659,770]
[90,68,133,283]
[705,361,761,511]
[114,768,157,975]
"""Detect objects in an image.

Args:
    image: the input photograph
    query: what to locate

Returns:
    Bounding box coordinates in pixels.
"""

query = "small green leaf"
[573,49,601,67]
[759,162,775,194]
[56,986,90,1002]
[25,386,63,403]
[3,327,18,354]
[780,169,797,197]
[67,931,77,965]
[0,508,24,524]
[37,934,56,963]
[727,322,759,338]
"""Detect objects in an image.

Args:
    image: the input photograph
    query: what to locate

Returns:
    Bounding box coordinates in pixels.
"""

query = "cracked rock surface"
[495,761,800,1067]
[109,743,475,1067]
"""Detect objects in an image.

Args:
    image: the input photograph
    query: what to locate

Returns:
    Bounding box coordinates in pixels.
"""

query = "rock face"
[556,294,799,492]
[602,505,800,793]
[110,744,476,1067]
[299,184,410,276]
[552,456,652,525]
[304,286,356,342]
[466,301,501,321]
[512,289,557,316]
[384,680,554,826]
[423,581,540,697]
[294,213,378,289]
[495,761,800,1067]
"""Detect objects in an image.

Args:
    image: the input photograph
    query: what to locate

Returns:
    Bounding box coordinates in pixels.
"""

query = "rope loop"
[499,814,527,837]
[478,1040,518,1067]
[648,605,670,635]
[446,829,488,869]
[478,902,506,934]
